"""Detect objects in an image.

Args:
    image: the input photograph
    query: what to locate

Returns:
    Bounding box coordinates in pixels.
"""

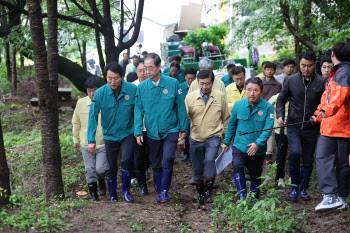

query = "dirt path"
[68,150,350,233]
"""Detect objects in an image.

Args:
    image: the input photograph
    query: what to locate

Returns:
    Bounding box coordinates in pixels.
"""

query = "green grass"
[1,103,89,232]
[210,163,308,232]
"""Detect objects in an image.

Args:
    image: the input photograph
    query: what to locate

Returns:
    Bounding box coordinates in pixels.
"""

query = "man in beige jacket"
[185,70,230,205]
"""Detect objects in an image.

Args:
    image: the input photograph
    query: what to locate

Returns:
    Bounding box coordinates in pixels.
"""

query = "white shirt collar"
[152,79,160,86]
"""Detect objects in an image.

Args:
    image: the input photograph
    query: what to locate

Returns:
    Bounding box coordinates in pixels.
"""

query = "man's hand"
[88,143,96,156]
[247,143,258,156]
[179,132,187,140]
[137,136,143,146]
[222,144,229,152]
[74,143,80,153]
[277,117,286,127]
[177,139,185,151]
[311,116,317,123]
[317,111,327,118]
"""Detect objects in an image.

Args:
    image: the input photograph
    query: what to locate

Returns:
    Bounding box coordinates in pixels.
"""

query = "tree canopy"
[0,0,144,92]
[223,0,350,56]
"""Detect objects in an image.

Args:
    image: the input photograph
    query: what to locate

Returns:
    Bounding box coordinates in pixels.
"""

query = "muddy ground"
[68,151,350,233]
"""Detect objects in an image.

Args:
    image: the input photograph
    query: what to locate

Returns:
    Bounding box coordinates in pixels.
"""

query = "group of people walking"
[72,41,350,212]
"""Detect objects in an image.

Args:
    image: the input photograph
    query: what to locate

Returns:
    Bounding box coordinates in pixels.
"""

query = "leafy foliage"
[183,25,228,55]
[224,0,350,52]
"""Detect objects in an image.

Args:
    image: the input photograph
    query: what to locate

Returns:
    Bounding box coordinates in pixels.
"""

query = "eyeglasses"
[143,66,155,72]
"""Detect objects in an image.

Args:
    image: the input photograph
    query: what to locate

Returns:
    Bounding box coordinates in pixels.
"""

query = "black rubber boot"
[204,180,214,203]
[136,172,149,196]
[88,182,100,201]
[98,178,106,196]
[196,183,205,205]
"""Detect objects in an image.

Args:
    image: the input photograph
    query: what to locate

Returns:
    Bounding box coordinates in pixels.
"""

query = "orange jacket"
[314,62,350,138]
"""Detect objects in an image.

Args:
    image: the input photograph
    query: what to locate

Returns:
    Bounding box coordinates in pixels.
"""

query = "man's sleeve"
[72,102,81,144]
[176,81,188,132]
[276,78,289,119]
[226,85,234,113]
[87,94,101,143]
[219,80,228,105]
[314,88,327,122]
[255,104,275,148]
[223,103,238,145]
[134,87,144,137]
[322,74,350,117]
[185,95,191,122]
[221,94,230,128]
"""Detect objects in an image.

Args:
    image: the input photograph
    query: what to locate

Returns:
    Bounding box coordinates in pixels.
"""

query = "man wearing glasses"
[134,53,188,204]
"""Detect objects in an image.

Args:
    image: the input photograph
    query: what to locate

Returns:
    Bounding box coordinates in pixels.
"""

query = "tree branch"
[70,0,94,20]
[119,0,125,41]
[91,0,105,76]
[279,0,317,50]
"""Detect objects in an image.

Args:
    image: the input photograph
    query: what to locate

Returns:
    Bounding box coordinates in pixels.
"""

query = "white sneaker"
[278,178,284,186]
[337,197,349,210]
[131,178,138,187]
[315,194,343,212]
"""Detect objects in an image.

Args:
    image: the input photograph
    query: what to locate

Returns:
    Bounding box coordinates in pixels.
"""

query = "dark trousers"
[316,135,350,197]
[275,130,289,180]
[104,134,135,177]
[184,124,191,155]
[134,131,150,173]
[232,146,265,184]
[287,125,319,169]
[190,136,221,184]
[148,132,178,173]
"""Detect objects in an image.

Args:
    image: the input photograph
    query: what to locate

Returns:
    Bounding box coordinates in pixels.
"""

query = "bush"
[183,25,228,56]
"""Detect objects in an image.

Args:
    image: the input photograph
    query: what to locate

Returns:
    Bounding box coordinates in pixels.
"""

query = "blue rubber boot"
[159,168,172,203]
[250,182,260,204]
[233,173,247,200]
[121,169,134,203]
[153,172,162,204]
[299,168,312,200]
[289,166,300,201]
[106,176,118,202]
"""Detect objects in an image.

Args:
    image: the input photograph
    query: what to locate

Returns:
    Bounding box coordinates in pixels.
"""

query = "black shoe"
[196,183,205,205]
[204,180,214,203]
[98,178,106,196]
[181,154,190,162]
[136,172,149,196]
[88,182,100,201]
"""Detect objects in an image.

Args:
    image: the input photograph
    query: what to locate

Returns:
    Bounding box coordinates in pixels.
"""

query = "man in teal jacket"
[221,64,236,87]
[163,55,185,80]
[87,62,137,203]
[134,53,188,204]
[222,77,274,201]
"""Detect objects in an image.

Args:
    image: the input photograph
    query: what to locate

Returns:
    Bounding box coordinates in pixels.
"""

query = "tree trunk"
[82,41,86,70]
[0,114,11,205]
[20,55,24,68]
[294,11,302,72]
[5,43,11,82]
[11,46,17,95]
[28,0,64,201]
